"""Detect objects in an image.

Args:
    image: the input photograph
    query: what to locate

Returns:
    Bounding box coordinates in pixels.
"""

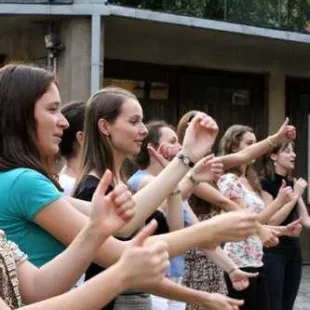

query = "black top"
[74,175,115,310]
[74,175,169,306]
[260,173,300,254]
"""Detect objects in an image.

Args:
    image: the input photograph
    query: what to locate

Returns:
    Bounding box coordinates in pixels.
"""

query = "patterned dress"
[217,173,264,268]
[0,230,27,309]
[182,195,227,310]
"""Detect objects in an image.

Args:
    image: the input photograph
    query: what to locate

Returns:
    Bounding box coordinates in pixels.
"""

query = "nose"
[140,123,148,137]
[59,113,69,129]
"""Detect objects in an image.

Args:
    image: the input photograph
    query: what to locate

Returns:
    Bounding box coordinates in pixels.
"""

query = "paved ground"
[294,265,310,310]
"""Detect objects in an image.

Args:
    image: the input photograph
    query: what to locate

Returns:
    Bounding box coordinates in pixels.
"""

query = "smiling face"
[272,143,296,174]
[34,82,69,158]
[103,98,148,157]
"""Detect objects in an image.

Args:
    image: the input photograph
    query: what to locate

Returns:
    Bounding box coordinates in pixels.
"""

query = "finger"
[241,271,259,278]
[283,117,289,126]
[114,190,132,206]
[94,169,113,196]
[119,208,135,222]
[132,220,158,246]
[116,199,135,215]
[227,297,244,306]
[203,154,215,163]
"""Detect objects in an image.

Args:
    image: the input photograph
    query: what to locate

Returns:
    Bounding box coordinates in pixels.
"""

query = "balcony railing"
[108,0,310,34]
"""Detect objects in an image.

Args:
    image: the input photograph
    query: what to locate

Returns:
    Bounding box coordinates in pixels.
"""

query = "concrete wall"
[0,17,92,104]
[58,17,91,103]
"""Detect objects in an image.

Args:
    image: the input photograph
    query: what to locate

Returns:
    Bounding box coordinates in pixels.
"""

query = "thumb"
[132,220,158,246]
[283,117,289,126]
[243,271,259,278]
[281,179,287,188]
[94,170,112,196]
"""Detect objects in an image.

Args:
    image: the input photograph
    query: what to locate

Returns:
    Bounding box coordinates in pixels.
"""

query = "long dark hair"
[219,124,262,194]
[73,87,137,193]
[60,101,86,159]
[0,64,61,189]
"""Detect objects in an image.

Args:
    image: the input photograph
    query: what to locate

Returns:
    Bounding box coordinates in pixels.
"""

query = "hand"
[90,170,135,237]
[229,268,258,291]
[294,178,308,198]
[198,292,244,310]
[182,112,219,163]
[189,154,224,184]
[281,218,302,237]
[272,117,296,144]
[206,211,258,245]
[158,143,181,162]
[148,143,181,169]
[257,226,279,248]
[119,220,169,289]
[276,180,294,206]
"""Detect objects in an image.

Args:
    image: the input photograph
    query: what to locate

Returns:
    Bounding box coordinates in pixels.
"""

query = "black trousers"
[225,266,270,310]
[263,250,302,310]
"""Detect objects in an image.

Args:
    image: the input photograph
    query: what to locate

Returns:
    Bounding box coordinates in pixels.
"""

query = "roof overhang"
[0,3,309,44]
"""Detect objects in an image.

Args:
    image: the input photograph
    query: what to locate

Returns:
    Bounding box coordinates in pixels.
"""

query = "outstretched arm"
[18,221,169,310]
[219,118,295,171]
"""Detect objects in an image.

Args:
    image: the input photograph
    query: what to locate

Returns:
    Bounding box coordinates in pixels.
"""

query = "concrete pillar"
[268,69,286,134]
[58,17,91,104]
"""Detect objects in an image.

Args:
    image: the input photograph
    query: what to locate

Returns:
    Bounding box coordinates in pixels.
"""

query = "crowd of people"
[0,63,308,310]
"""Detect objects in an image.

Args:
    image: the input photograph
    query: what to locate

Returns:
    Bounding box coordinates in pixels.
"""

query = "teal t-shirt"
[0,168,66,267]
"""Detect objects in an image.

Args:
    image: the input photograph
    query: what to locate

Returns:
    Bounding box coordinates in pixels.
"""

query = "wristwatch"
[177,153,195,168]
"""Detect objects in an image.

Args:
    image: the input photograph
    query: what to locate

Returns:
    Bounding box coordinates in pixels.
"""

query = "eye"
[48,107,58,113]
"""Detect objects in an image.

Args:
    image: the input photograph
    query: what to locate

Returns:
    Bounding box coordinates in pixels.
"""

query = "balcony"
[108,0,310,34]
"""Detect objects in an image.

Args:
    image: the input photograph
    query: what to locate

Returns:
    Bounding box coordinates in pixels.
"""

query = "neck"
[275,166,288,177]
[61,157,80,178]
[112,150,126,183]
[144,159,163,177]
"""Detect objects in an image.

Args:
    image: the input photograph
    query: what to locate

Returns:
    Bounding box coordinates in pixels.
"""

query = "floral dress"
[182,196,227,310]
[217,173,264,268]
[0,230,28,309]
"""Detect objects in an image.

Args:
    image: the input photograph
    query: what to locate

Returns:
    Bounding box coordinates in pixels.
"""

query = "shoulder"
[9,168,56,189]
[128,170,152,191]
[74,175,102,201]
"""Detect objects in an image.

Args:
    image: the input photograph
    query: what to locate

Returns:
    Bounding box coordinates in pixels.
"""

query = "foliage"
[108,0,310,33]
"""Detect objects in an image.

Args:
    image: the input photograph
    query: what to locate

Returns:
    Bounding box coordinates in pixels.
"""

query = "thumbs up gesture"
[276,179,294,206]
[90,170,136,237]
[272,117,296,144]
[117,220,169,289]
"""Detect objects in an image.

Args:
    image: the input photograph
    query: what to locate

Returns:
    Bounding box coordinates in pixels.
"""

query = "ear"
[76,131,84,146]
[98,118,111,137]
[270,153,277,162]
